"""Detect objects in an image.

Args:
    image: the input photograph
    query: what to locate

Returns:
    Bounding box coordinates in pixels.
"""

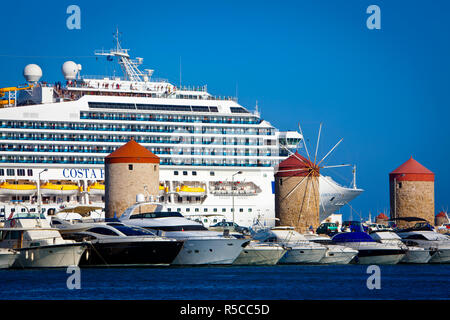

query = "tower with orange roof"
[389,157,434,228]
[104,138,160,218]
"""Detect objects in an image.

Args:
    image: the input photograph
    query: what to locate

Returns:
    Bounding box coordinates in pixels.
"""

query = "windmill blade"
[314,122,322,164]
[322,164,352,169]
[282,172,311,200]
[317,138,343,167]
[298,123,311,162]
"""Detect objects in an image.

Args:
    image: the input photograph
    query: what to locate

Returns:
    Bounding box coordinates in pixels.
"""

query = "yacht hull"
[401,248,433,264]
[233,245,286,265]
[278,247,326,264]
[12,243,86,268]
[319,246,358,265]
[172,238,248,265]
[0,250,17,268]
[429,248,450,264]
[80,240,184,266]
[354,250,405,265]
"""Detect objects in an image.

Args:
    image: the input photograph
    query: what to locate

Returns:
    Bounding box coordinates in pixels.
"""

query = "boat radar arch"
[23,64,42,83]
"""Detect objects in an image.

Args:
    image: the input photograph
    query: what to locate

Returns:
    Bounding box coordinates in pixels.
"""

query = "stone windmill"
[275,123,352,233]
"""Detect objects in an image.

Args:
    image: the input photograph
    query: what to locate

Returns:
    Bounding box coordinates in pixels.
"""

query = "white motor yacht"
[252,226,327,264]
[370,230,433,264]
[303,234,358,264]
[332,232,406,264]
[0,248,18,268]
[0,212,87,268]
[232,241,286,265]
[396,230,450,264]
[119,201,250,265]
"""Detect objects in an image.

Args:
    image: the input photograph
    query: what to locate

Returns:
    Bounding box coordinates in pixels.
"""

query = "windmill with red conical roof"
[274,123,357,233]
[389,156,435,228]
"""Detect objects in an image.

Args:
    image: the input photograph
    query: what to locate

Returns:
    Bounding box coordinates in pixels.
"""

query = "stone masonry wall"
[275,175,320,233]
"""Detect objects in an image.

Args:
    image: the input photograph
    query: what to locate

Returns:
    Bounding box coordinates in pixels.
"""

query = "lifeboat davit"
[0,182,37,196]
[40,182,79,196]
[159,185,169,195]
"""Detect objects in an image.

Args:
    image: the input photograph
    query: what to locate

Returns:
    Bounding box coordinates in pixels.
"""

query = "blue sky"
[0,0,448,220]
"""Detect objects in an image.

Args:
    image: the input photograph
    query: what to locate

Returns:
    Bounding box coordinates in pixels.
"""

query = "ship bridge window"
[0,169,4,176]
[17,169,25,176]
[27,169,33,176]
[230,107,250,114]
[192,106,210,112]
[6,169,14,176]
[209,107,218,112]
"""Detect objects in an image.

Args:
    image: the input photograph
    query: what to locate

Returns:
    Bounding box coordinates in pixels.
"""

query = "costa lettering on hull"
[62,168,104,179]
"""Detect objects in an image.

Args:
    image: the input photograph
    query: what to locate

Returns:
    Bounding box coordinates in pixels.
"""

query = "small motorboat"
[332,232,406,265]
[233,241,286,265]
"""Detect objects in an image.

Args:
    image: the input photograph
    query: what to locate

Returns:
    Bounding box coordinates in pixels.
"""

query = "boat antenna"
[352,165,357,189]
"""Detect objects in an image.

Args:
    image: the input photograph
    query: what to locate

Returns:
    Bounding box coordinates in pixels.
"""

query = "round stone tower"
[389,156,434,228]
[275,152,320,233]
[105,138,160,218]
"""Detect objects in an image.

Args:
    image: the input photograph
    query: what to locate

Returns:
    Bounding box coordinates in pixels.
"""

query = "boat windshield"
[12,212,46,219]
[112,225,157,236]
[130,212,184,219]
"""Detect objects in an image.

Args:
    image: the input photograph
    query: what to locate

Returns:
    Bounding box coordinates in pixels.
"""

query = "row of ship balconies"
[0,132,278,146]
[0,144,278,156]
[80,112,261,125]
[0,154,277,167]
[0,121,274,136]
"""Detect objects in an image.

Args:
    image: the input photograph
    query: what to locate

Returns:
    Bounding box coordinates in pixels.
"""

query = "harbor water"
[1,264,449,300]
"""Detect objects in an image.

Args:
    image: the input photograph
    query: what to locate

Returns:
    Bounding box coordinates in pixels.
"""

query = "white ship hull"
[171,238,247,265]
[233,244,286,265]
[12,243,86,268]
[401,247,433,264]
[429,248,450,264]
[319,246,358,264]
[0,249,18,268]
[278,246,326,264]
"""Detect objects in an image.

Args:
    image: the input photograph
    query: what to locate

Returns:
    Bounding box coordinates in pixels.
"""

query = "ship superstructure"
[0,33,362,227]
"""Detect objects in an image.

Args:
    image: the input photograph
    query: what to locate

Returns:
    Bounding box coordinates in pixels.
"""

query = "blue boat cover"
[331,232,375,243]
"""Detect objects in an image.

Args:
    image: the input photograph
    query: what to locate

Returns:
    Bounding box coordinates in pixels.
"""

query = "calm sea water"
[0,265,449,300]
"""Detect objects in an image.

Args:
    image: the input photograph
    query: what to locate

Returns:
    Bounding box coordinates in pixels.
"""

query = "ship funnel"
[23,64,42,83]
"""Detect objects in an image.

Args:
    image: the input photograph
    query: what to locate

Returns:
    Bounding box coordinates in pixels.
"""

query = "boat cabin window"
[404,234,428,240]
[87,227,119,236]
[112,225,156,236]
[2,230,21,240]
[130,211,184,219]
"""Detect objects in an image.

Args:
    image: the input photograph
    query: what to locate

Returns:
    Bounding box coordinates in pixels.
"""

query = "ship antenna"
[95,28,146,82]
[352,165,357,189]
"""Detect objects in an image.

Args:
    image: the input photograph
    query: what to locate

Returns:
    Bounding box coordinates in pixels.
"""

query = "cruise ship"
[0,32,363,227]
